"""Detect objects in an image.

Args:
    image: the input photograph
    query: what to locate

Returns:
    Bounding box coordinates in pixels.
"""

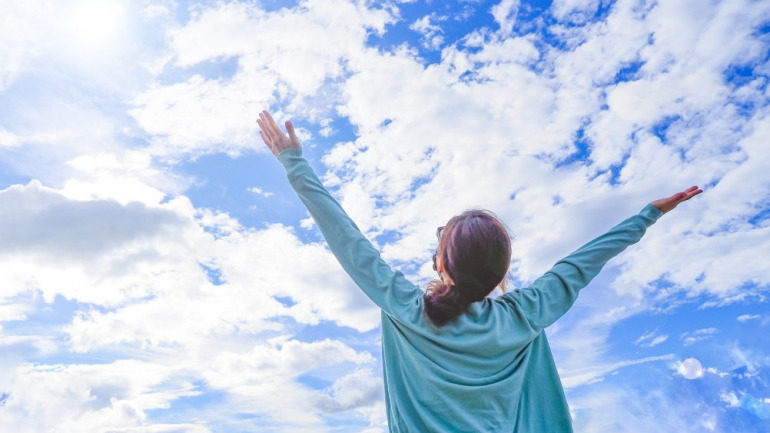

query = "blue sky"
[0,0,769,431]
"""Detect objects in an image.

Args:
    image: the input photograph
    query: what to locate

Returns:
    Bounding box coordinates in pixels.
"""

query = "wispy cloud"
[410,13,446,50]
[562,354,674,388]
[737,314,761,322]
[247,186,274,197]
[681,328,719,346]
[635,329,669,348]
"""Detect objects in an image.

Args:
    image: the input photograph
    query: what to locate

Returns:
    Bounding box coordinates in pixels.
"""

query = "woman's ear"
[436,258,446,281]
[438,262,454,285]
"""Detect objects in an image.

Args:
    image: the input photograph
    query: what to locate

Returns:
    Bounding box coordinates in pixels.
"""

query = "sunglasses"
[432,226,445,272]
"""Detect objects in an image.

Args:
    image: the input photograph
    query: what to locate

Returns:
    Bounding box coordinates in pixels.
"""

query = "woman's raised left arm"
[257,111,423,317]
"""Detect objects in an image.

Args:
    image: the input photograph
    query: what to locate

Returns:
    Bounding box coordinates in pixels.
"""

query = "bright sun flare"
[66,0,126,49]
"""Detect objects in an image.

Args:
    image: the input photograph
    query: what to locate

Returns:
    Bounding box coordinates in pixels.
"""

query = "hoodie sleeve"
[501,204,662,331]
[277,148,423,317]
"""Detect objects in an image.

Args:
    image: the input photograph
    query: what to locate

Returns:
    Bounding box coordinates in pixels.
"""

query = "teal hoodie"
[278,148,662,432]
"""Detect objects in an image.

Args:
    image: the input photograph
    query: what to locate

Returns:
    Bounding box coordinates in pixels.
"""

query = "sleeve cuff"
[640,203,663,223]
[276,147,313,181]
[277,147,303,167]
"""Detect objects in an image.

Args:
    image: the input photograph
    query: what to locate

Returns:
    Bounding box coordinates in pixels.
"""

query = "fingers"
[259,110,283,134]
[257,110,287,150]
[256,117,270,141]
[256,119,267,139]
[256,118,272,144]
[258,110,296,139]
[259,129,277,156]
[680,185,703,201]
[257,111,280,143]
[262,110,283,139]
[285,120,299,146]
[257,113,282,156]
[651,186,702,214]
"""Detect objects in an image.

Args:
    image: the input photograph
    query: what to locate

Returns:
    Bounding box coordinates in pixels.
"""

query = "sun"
[65,0,126,50]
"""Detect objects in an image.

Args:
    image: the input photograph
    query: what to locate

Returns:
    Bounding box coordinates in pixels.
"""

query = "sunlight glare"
[679,357,704,380]
[66,0,126,49]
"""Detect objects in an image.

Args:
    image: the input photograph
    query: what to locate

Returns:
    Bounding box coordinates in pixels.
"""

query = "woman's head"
[425,209,512,327]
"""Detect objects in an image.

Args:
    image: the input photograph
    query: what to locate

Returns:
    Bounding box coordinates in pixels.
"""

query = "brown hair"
[424,209,512,327]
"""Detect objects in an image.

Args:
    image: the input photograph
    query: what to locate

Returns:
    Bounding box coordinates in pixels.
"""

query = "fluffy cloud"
[550,0,600,23]
[0,0,49,90]
[2,360,204,433]
[131,0,394,158]
[410,13,446,50]
[196,339,377,426]
[0,176,380,430]
[570,385,705,432]
[0,177,379,329]
[327,0,770,301]
[1,338,378,432]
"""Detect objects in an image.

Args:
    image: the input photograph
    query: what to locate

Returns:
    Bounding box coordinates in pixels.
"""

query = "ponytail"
[424,283,467,327]
[424,273,489,327]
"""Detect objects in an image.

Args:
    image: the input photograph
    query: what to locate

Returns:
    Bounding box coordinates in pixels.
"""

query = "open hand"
[651,186,703,214]
[257,110,300,157]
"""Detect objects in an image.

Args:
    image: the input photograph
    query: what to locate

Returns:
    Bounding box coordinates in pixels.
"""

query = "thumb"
[285,120,299,147]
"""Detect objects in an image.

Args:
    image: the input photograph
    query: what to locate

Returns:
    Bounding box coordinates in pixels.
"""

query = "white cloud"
[318,118,337,137]
[62,150,187,205]
[197,339,376,426]
[0,174,381,332]
[737,314,761,322]
[328,0,770,301]
[681,328,718,346]
[131,73,275,159]
[0,127,22,148]
[0,0,47,90]
[490,0,520,35]
[0,181,179,257]
[720,391,741,408]
[635,329,669,348]
[314,369,387,430]
[131,0,395,158]
[705,367,730,378]
[2,337,377,431]
[0,335,57,357]
[142,2,173,21]
[701,413,717,431]
[561,354,673,388]
[0,176,382,430]
[569,385,707,433]
[2,360,203,433]
[246,186,274,197]
[0,181,187,305]
[314,369,384,414]
[410,13,445,50]
[550,0,600,24]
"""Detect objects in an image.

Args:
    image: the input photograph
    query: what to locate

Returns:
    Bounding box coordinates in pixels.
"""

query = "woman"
[257,110,702,432]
